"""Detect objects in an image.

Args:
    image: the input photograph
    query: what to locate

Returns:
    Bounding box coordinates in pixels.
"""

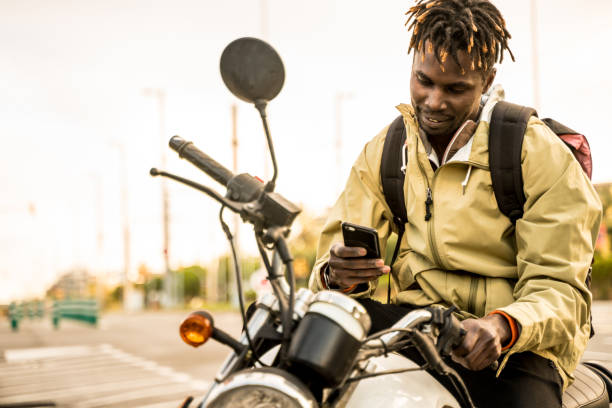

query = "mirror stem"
[255,99,279,191]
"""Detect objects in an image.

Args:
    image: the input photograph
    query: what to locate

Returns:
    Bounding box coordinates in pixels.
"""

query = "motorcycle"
[151,37,612,408]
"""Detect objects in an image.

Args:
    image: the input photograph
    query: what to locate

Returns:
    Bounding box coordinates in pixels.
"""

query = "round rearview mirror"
[220,37,285,104]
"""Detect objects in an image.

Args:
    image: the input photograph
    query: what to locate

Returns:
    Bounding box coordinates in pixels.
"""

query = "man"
[308,0,602,406]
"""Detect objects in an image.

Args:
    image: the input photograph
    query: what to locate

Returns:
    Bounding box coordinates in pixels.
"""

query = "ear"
[482,67,497,94]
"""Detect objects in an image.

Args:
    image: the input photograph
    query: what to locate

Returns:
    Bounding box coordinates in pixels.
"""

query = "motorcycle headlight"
[286,291,371,387]
[206,368,317,408]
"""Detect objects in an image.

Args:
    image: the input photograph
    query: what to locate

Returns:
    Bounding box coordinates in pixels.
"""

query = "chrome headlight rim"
[310,290,371,338]
[205,367,318,408]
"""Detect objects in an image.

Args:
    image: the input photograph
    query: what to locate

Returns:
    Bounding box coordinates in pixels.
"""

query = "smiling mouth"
[423,115,450,125]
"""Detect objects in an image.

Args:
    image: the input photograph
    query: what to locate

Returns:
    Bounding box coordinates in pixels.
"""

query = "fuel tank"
[343,353,460,408]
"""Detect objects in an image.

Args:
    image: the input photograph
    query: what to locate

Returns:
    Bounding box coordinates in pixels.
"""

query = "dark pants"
[358,298,563,408]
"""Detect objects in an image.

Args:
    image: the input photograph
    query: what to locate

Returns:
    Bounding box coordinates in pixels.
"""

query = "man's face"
[410,45,495,140]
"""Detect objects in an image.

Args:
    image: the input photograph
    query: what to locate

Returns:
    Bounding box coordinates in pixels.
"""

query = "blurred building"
[46,268,97,300]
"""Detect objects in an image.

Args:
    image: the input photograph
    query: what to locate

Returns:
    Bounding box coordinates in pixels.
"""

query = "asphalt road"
[0,310,243,408]
[583,302,612,359]
[1,302,611,407]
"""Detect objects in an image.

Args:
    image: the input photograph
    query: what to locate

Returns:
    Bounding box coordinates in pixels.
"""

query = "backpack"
[381,101,594,308]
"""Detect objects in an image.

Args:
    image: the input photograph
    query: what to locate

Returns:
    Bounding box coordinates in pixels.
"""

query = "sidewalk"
[0,318,59,358]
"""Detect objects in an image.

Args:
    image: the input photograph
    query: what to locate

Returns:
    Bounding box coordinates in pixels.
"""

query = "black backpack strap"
[387,227,405,304]
[381,115,408,228]
[489,101,537,224]
[381,115,407,303]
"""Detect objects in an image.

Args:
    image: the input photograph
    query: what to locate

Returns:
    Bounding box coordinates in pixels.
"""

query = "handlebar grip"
[169,136,234,187]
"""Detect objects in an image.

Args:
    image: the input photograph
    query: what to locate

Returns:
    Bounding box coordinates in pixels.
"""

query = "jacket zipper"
[414,137,445,268]
[425,188,433,220]
[468,276,478,315]
[426,176,445,268]
[414,137,434,222]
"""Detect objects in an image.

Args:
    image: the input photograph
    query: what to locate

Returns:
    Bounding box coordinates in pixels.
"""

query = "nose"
[424,87,447,111]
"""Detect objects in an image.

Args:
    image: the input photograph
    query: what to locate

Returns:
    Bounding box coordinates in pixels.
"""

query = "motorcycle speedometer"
[205,368,317,408]
[287,291,371,387]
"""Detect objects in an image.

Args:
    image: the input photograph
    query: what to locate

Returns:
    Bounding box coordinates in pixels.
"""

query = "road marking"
[0,364,150,389]
[101,344,210,389]
[4,345,96,361]
[0,344,210,407]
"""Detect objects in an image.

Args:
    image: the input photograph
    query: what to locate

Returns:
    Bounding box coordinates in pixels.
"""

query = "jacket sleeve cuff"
[489,310,520,351]
[494,304,533,352]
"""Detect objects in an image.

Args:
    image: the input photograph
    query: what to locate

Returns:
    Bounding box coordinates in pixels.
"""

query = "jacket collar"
[395,84,506,169]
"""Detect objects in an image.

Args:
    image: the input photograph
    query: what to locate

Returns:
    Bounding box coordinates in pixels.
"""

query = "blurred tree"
[592,255,612,300]
[144,276,163,309]
[287,209,327,287]
[593,183,612,299]
[138,263,152,308]
[174,265,207,301]
[217,255,261,304]
[109,285,123,304]
[147,276,163,291]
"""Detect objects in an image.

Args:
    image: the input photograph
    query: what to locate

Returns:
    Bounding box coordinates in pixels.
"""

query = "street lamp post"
[89,173,105,309]
[142,88,174,308]
[109,141,130,311]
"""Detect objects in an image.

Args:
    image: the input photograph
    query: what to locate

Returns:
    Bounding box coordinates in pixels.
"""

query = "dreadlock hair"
[405,0,514,75]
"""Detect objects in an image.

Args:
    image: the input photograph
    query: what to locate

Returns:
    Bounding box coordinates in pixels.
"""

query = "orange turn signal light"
[179,311,213,347]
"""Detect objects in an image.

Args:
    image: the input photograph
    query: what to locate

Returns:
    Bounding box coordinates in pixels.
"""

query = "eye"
[417,75,432,86]
[448,86,467,94]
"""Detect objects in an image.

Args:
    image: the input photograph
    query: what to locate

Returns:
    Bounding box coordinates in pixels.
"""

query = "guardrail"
[8,301,44,331]
[52,299,99,328]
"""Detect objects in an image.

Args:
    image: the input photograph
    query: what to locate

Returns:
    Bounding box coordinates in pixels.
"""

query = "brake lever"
[150,168,245,213]
[430,306,465,357]
[431,306,499,371]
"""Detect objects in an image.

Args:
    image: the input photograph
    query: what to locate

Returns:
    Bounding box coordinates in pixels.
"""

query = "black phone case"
[341,222,381,259]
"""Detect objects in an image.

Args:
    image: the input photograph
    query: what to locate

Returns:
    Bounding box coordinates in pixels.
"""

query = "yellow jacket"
[308,103,602,388]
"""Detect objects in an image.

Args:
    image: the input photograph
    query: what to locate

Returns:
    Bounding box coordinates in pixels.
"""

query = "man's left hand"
[451,314,510,371]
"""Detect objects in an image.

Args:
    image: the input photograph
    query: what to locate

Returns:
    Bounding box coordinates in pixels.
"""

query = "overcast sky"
[2,0,611,302]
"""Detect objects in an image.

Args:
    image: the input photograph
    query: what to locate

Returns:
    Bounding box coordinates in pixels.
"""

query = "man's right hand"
[327,243,390,289]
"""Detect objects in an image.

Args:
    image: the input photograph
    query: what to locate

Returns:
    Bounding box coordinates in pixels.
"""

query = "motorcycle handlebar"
[169,136,234,187]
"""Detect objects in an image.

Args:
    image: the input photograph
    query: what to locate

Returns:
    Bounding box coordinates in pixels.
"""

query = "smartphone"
[341,222,381,259]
